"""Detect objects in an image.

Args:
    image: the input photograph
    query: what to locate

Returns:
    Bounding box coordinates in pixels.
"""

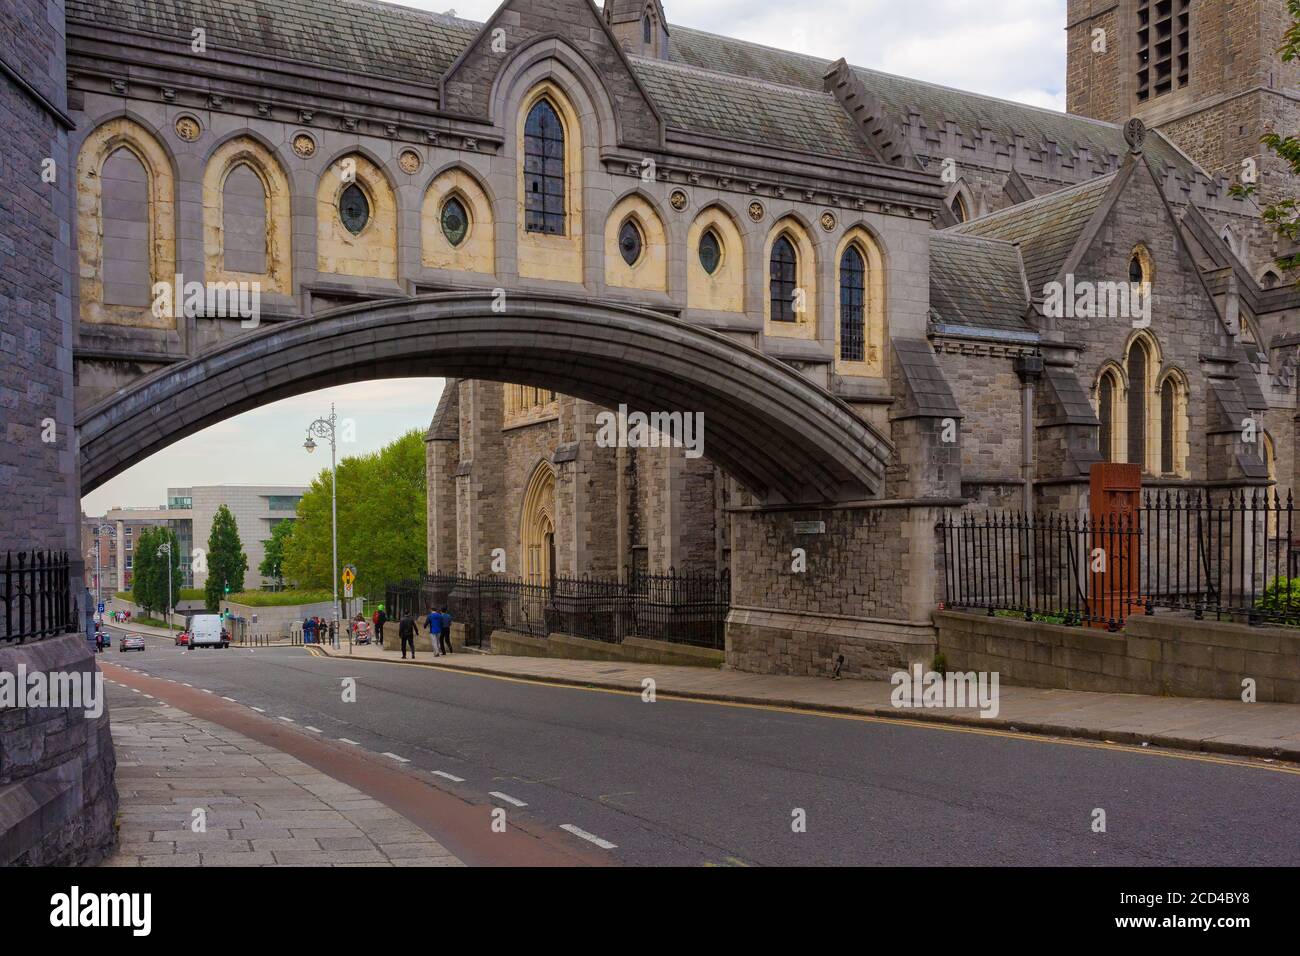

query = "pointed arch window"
[524,99,565,235]
[1127,341,1148,468]
[699,228,722,275]
[339,183,370,235]
[1160,378,1175,474]
[618,217,644,266]
[839,245,866,362]
[440,196,469,247]
[1098,372,1117,462]
[770,235,798,323]
[950,193,969,223]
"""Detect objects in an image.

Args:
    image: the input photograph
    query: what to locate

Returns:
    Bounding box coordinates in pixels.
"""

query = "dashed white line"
[382,752,410,763]
[560,824,617,850]
[250,706,266,713]
[276,715,294,723]
[305,726,322,734]
[202,689,214,694]
[221,697,237,702]
[489,791,527,807]
[339,738,360,746]
[182,683,193,687]
[431,771,465,783]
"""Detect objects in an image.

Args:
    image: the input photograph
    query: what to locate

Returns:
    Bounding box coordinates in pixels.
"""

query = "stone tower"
[1067,0,1300,204]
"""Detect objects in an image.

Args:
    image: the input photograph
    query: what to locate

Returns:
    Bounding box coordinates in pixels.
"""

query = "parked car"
[119,634,146,653]
[174,630,190,647]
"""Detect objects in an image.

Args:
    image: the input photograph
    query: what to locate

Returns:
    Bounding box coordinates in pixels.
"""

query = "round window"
[699,229,722,275]
[441,197,469,247]
[339,184,370,236]
[618,218,643,266]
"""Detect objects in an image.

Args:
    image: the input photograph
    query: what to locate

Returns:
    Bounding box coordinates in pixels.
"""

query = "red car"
[174,630,190,647]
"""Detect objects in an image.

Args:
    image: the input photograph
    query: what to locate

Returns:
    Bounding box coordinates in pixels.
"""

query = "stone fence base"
[489,630,724,667]
[726,607,937,679]
[0,632,119,865]
[935,609,1300,702]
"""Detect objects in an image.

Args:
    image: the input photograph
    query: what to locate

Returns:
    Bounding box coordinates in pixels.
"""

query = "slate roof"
[631,57,868,159]
[424,379,459,441]
[668,27,1197,176]
[66,1,1204,177]
[947,173,1118,294]
[929,233,1032,335]
[66,0,479,82]
[892,338,962,418]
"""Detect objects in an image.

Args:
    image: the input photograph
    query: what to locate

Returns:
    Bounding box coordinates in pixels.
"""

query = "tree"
[260,518,294,587]
[1229,0,1300,280]
[283,429,427,597]
[132,527,181,617]
[205,504,248,610]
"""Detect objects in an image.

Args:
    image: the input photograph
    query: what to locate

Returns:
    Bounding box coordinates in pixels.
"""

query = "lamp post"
[305,403,339,645]
[159,538,174,634]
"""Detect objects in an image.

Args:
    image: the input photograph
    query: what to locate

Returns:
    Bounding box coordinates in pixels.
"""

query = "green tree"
[132,527,181,617]
[1230,0,1300,279]
[260,518,294,587]
[205,504,248,611]
[283,429,427,597]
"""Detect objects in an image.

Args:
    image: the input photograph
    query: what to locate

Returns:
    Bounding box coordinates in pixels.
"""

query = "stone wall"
[725,502,949,678]
[0,633,118,865]
[936,609,1300,703]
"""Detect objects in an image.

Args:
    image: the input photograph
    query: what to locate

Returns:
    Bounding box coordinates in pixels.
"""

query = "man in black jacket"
[398,611,417,660]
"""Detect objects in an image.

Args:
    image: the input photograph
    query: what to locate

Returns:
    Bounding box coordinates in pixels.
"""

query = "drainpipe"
[1013,354,1044,520]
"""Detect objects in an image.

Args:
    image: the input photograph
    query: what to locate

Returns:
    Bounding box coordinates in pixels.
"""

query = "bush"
[179,588,205,601]
[224,589,334,607]
[1255,576,1300,626]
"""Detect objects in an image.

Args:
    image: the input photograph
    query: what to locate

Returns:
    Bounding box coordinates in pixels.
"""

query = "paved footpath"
[101,681,462,867]
[315,642,1300,762]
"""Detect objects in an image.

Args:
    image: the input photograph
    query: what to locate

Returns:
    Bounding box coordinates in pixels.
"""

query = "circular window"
[441,197,469,247]
[699,229,722,275]
[618,218,643,266]
[339,184,370,236]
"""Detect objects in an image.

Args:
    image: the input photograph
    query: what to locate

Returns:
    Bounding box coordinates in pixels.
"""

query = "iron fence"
[385,568,730,649]
[1,550,79,644]
[939,490,1300,629]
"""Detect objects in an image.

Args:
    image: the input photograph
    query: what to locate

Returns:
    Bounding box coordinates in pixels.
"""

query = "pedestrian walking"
[398,610,417,660]
[439,606,453,655]
[375,605,387,647]
[424,606,442,656]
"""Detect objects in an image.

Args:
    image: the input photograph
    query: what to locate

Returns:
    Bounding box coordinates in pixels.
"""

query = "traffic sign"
[97,602,105,614]
[343,582,354,598]
[341,567,356,586]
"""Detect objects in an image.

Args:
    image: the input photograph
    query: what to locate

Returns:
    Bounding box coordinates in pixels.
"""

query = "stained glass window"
[699,229,721,275]
[618,218,643,266]
[441,197,468,247]
[339,183,369,236]
[839,245,866,361]
[770,235,797,322]
[524,99,565,235]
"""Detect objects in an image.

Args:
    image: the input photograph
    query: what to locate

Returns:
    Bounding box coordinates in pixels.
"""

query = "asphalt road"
[99,627,1300,866]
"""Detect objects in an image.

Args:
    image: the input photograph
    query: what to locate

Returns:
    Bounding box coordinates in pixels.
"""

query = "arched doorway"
[521,462,557,584]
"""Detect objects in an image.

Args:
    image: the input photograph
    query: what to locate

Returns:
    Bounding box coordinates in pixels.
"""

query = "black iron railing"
[386,568,731,649]
[1,550,79,644]
[939,490,1300,629]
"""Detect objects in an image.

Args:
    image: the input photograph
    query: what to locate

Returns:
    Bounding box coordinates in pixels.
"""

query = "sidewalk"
[317,642,1300,762]
[101,682,462,866]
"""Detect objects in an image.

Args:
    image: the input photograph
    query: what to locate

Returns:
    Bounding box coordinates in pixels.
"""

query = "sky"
[80,0,1068,515]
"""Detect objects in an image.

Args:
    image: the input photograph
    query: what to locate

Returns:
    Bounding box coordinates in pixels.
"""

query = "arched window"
[770,235,798,323]
[699,229,722,275]
[1098,372,1116,461]
[440,197,469,247]
[1160,378,1175,474]
[524,99,565,235]
[222,163,267,275]
[643,11,652,44]
[839,245,866,362]
[618,217,643,266]
[1129,254,1144,285]
[1127,340,1148,468]
[950,193,969,223]
[100,147,152,307]
[339,183,370,235]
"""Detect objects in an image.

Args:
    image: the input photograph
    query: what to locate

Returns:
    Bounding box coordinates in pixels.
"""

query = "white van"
[188,613,229,649]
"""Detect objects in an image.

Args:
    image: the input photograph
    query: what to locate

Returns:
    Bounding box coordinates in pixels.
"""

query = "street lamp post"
[305,403,340,646]
[159,539,174,634]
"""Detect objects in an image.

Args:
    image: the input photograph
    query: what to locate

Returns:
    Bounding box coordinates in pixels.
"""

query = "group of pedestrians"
[396,605,453,659]
[302,616,333,644]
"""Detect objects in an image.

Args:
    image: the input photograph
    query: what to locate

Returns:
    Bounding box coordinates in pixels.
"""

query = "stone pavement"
[317,642,1300,762]
[100,683,462,867]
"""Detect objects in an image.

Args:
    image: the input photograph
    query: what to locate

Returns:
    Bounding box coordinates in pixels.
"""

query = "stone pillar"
[425,437,458,573]
[454,381,505,573]
[116,519,126,592]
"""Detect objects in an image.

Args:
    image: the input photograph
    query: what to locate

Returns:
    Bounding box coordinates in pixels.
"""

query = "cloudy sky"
[80,0,1068,515]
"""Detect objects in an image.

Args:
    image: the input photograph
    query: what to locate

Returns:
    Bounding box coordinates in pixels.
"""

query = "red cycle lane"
[101,660,612,867]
